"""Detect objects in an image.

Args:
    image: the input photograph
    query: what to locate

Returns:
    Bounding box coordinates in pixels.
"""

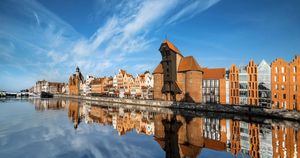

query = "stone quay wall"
[55,94,300,121]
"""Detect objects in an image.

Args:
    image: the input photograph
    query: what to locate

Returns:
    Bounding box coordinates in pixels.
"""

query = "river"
[0,98,299,158]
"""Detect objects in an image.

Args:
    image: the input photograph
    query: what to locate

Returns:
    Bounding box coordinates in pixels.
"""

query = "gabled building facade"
[114,69,135,98]
[229,64,240,105]
[153,40,203,103]
[257,60,271,107]
[271,59,290,109]
[69,66,84,95]
[271,55,300,110]
[289,56,300,111]
[229,60,259,105]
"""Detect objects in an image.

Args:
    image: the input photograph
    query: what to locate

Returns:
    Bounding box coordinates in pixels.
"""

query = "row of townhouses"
[29,80,65,94]
[68,67,154,99]
[29,40,299,111]
[153,40,300,111]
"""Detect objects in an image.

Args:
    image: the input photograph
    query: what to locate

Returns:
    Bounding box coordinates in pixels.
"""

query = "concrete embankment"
[55,95,300,121]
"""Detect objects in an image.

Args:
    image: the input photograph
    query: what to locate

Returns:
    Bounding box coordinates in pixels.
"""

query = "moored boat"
[40,92,53,98]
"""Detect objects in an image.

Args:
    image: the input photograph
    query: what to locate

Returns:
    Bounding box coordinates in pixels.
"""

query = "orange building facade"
[247,60,258,105]
[289,56,300,111]
[271,56,300,110]
[90,77,113,95]
[229,64,240,105]
[69,67,84,95]
[153,40,203,103]
[229,60,259,105]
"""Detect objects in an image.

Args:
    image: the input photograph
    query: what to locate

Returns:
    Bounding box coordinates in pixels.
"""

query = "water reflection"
[29,99,300,158]
[32,99,67,111]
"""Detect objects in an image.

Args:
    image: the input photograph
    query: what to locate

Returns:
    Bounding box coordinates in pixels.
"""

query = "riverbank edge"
[54,94,300,121]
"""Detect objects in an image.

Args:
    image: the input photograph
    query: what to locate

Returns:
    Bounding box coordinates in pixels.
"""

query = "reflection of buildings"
[259,125,273,158]
[62,100,300,158]
[154,114,228,158]
[240,122,250,155]
[67,102,155,136]
[229,120,262,158]
[230,120,240,156]
[272,125,300,158]
[249,123,260,158]
[68,100,82,129]
[30,99,67,111]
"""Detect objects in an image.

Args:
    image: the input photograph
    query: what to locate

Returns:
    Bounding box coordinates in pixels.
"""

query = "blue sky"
[1,0,300,91]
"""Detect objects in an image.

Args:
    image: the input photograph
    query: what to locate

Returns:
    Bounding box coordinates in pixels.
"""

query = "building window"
[281,85,285,90]
[275,67,278,73]
[275,84,278,90]
[274,93,277,98]
[293,76,296,82]
[281,67,285,73]
[294,85,297,91]
[283,94,286,99]
[274,76,277,82]
[294,66,297,73]
[283,76,286,82]
[293,95,296,100]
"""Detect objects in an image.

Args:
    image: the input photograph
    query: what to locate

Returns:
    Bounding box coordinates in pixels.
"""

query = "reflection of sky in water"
[0,101,164,158]
[0,99,285,158]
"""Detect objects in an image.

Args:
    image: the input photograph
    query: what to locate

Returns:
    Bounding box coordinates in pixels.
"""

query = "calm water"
[0,98,299,158]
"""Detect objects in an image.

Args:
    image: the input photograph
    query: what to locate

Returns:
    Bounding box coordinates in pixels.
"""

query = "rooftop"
[162,40,182,56]
[202,68,226,79]
[178,56,202,72]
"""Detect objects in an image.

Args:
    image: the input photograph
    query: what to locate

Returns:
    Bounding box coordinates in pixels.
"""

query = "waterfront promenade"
[56,94,300,121]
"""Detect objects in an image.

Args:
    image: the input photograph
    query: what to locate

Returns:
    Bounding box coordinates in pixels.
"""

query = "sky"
[1,0,300,91]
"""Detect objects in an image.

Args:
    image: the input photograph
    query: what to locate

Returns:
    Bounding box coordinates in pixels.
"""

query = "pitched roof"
[90,78,105,85]
[127,74,133,78]
[202,68,226,79]
[178,56,202,72]
[162,40,182,56]
[119,69,127,76]
[153,63,163,74]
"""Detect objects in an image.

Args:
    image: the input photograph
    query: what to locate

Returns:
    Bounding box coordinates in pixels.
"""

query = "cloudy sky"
[1,0,300,91]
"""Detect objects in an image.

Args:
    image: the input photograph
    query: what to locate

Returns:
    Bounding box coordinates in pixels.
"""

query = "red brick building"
[271,55,300,110]
[153,40,203,103]
[229,60,258,105]
[69,67,84,95]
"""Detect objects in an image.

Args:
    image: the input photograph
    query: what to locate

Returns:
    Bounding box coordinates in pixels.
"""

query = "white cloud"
[166,0,221,25]
[33,11,40,26]
[0,0,220,90]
